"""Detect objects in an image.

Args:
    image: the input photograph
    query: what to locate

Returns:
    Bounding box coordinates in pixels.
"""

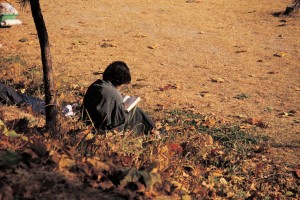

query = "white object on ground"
[62,105,75,117]
[0,19,22,26]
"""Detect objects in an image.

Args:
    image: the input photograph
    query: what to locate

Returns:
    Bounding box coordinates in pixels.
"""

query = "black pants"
[0,83,45,114]
[124,107,155,134]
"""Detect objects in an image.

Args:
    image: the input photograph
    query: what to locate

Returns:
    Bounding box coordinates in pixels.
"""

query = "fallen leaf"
[278,112,289,117]
[274,52,287,57]
[132,84,146,89]
[89,180,99,188]
[58,155,75,170]
[182,195,192,200]
[295,168,300,178]
[202,93,211,97]
[246,117,259,125]
[202,115,216,127]
[139,171,161,189]
[85,133,95,141]
[159,84,171,91]
[86,157,110,174]
[162,180,174,194]
[100,43,117,48]
[197,134,214,145]
[234,93,249,100]
[183,165,196,176]
[201,181,214,190]
[168,143,183,154]
[235,50,247,53]
[133,34,147,38]
[145,162,159,173]
[220,177,228,185]
[19,38,28,42]
[26,40,34,45]
[77,40,88,45]
[158,84,177,91]
[171,181,189,193]
[4,129,28,141]
[0,181,13,200]
[239,124,253,129]
[211,148,224,156]
[186,0,201,3]
[120,155,133,166]
[199,91,210,97]
[289,110,298,114]
[219,116,230,124]
[147,44,159,49]
[120,167,161,190]
[267,71,278,74]
[286,191,294,197]
[155,104,164,112]
[99,181,115,191]
[0,150,22,165]
[250,182,256,190]
[102,38,114,42]
[232,114,247,119]
[29,138,48,157]
[165,125,171,131]
[207,135,214,145]
[227,192,235,198]
[212,172,223,177]
[264,106,274,112]
[211,77,224,83]
[232,176,245,181]
[193,185,208,196]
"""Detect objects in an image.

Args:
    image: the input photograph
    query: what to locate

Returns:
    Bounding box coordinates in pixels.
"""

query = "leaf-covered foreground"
[0,109,299,200]
[0,56,299,199]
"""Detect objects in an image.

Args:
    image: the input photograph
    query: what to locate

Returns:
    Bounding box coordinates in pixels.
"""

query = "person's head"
[103,61,131,87]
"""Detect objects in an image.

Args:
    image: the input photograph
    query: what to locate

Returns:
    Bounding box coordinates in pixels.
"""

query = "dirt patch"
[0,0,299,164]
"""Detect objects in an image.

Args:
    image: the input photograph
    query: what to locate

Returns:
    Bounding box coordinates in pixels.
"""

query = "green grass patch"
[0,54,27,66]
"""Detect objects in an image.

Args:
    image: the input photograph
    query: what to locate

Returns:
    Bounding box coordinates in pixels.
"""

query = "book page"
[124,96,141,112]
[122,95,130,103]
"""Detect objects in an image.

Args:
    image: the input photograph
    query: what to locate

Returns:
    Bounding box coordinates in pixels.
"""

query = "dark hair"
[103,61,131,86]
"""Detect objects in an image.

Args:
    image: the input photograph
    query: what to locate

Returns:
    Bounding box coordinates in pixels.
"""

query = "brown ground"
[1,0,299,164]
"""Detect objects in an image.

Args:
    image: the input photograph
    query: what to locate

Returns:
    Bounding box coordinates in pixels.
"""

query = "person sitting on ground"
[81,61,155,134]
[0,61,156,135]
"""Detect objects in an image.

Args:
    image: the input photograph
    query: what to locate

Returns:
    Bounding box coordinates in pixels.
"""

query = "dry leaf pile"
[0,108,299,199]
[0,58,299,199]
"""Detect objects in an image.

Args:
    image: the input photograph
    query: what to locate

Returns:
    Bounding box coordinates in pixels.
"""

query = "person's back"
[82,79,127,132]
[81,61,155,134]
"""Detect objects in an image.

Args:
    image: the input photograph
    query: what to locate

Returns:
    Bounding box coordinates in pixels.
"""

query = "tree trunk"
[29,0,58,136]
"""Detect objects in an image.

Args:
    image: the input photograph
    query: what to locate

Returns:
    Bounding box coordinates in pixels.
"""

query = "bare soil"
[0,0,299,164]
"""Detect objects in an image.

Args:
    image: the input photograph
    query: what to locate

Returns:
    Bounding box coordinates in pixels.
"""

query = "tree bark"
[29,0,58,136]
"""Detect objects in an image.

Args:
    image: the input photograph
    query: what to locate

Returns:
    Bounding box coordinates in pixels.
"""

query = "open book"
[123,95,141,112]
